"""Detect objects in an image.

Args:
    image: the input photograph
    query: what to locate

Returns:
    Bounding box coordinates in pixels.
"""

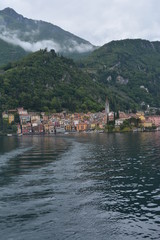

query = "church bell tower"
[105,98,109,115]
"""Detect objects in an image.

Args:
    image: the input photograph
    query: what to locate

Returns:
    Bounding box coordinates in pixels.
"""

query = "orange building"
[76,123,88,132]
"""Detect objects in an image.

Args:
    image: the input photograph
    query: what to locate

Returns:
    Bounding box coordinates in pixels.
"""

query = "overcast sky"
[1,0,160,46]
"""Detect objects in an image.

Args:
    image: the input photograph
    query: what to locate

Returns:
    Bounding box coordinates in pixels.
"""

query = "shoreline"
[1,128,159,137]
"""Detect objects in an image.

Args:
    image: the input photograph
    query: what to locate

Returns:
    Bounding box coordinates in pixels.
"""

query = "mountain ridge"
[0,7,95,63]
[81,38,160,109]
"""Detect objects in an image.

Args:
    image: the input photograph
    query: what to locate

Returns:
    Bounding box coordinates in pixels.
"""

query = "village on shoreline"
[1,99,160,135]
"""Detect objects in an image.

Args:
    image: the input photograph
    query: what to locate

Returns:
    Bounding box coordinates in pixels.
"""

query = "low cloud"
[0,33,61,52]
[0,29,94,53]
[65,40,94,53]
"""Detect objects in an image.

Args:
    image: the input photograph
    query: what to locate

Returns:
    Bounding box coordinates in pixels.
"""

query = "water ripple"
[0,133,160,240]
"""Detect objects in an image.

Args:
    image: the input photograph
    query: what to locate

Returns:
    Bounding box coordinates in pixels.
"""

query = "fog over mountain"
[0,8,95,55]
[0,29,93,53]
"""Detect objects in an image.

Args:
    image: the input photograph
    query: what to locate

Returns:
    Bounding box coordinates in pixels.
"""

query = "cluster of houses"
[2,104,160,135]
[2,107,107,134]
[114,111,160,130]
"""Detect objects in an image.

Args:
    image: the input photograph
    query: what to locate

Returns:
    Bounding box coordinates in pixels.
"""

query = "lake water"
[0,133,160,240]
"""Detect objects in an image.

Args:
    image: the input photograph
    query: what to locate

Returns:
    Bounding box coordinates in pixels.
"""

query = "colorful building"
[8,114,14,124]
[76,123,88,132]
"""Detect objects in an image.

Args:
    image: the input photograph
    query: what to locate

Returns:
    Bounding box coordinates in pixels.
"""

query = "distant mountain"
[0,7,95,65]
[81,39,160,110]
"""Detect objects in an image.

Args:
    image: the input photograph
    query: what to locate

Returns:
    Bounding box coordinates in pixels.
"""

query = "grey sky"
[1,0,160,46]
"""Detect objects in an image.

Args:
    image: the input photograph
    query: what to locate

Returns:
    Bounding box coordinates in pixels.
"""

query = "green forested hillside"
[0,49,108,112]
[81,39,160,109]
[1,39,160,113]
[0,38,28,66]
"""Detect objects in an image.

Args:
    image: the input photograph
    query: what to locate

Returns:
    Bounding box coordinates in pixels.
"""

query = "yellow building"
[143,122,153,128]
[141,121,152,128]
[8,114,14,124]
[65,124,72,131]
[90,123,96,129]
[136,112,145,122]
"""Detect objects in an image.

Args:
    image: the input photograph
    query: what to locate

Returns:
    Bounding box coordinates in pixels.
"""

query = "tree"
[11,125,17,133]
[51,97,62,112]
[14,113,20,123]
[117,110,119,119]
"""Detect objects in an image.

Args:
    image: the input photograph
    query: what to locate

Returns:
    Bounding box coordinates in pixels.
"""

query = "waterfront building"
[17,107,28,115]
[76,123,88,132]
[21,123,32,134]
[19,115,31,125]
[29,112,41,123]
[8,114,14,124]
[147,116,160,127]
[2,112,9,120]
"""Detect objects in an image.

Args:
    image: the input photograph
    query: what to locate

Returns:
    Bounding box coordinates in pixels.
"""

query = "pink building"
[119,112,128,119]
[21,123,32,134]
[147,116,160,127]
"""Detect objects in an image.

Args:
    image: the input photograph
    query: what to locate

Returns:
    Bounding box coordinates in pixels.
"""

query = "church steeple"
[105,98,109,115]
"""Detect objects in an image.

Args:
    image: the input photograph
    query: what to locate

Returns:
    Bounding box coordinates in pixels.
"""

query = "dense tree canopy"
[80,39,160,109]
[0,49,107,113]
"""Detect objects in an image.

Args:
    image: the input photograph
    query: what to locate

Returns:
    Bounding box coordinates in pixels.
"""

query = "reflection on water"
[0,133,160,240]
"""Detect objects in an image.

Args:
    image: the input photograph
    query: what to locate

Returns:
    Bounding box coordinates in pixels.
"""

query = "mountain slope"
[81,39,160,109]
[0,49,109,112]
[0,38,28,66]
[0,8,95,57]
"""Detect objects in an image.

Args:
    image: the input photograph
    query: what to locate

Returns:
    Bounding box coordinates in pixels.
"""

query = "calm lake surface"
[0,133,160,240]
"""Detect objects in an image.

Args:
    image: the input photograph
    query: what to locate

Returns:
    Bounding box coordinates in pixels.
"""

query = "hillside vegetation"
[1,39,160,113]
[0,49,108,112]
[81,39,160,109]
[0,38,28,66]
